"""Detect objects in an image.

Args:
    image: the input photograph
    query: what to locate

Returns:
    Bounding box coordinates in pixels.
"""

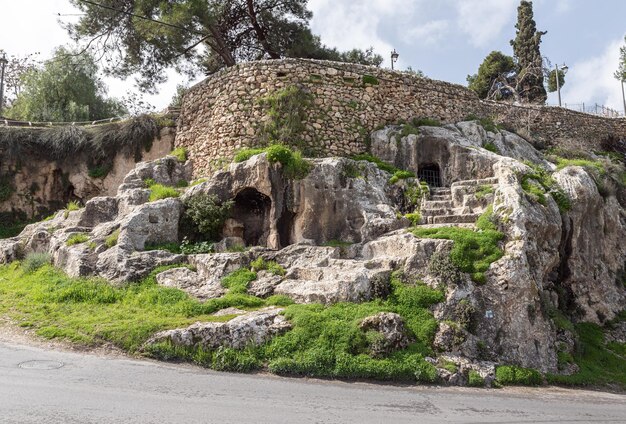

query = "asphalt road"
[1,341,625,424]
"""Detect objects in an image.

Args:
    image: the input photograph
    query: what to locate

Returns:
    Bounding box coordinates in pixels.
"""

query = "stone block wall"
[175,59,626,176]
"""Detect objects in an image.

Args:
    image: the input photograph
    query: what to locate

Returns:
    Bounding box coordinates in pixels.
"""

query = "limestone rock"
[116,198,182,251]
[156,267,225,300]
[146,308,291,350]
[359,312,411,356]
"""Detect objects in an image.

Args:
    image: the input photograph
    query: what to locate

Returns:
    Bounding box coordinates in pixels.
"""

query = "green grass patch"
[399,124,420,139]
[496,365,542,386]
[250,257,286,276]
[412,208,504,283]
[105,229,120,248]
[233,144,311,179]
[323,240,353,248]
[87,164,112,179]
[362,75,379,85]
[468,369,485,387]
[555,158,606,175]
[21,252,51,273]
[475,185,495,200]
[148,184,180,202]
[221,268,258,294]
[170,147,187,162]
[404,212,421,226]
[144,242,182,254]
[521,162,571,212]
[352,153,399,174]
[389,170,416,184]
[546,323,626,389]
[483,142,499,153]
[412,117,441,127]
[66,233,89,246]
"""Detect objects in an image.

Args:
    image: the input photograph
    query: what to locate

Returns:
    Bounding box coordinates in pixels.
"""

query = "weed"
[258,86,313,149]
[148,184,180,202]
[352,153,398,174]
[21,252,51,273]
[399,124,419,139]
[183,194,233,241]
[412,117,441,127]
[468,370,485,387]
[250,257,286,276]
[87,164,112,179]
[362,75,379,85]
[404,212,421,226]
[179,238,214,255]
[323,240,353,248]
[483,142,499,153]
[221,268,257,294]
[495,365,542,386]
[475,185,495,200]
[233,144,311,179]
[389,170,416,184]
[234,148,266,163]
[170,147,187,162]
[64,201,82,219]
[66,233,89,246]
[105,229,120,248]
[190,178,207,187]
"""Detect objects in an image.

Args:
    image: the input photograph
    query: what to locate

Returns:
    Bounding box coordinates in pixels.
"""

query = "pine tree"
[510,1,547,104]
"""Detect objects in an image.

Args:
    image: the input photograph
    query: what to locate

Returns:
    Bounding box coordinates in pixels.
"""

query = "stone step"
[430,194,452,201]
[451,177,499,188]
[422,200,454,209]
[430,187,451,195]
[421,208,453,217]
[431,213,481,224]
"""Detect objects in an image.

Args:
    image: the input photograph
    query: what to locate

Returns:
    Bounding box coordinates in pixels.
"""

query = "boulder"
[359,312,411,356]
[146,308,291,350]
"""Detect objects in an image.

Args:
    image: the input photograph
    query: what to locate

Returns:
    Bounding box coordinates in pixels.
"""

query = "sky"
[1,0,625,114]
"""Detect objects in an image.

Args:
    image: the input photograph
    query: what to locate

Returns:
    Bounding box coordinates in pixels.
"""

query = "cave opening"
[418,163,442,187]
[232,188,272,247]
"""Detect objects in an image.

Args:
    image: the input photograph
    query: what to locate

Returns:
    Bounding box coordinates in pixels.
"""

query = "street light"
[555,63,568,107]
[390,49,399,71]
[0,52,7,114]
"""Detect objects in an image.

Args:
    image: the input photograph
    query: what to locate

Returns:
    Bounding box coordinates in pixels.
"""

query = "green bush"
[233,144,311,179]
[483,142,499,153]
[258,86,313,148]
[148,184,180,202]
[105,229,120,248]
[412,117,441,127]
[179,238,214,254]
[389,170,416,184]
[66,233,89,246]
[63,200,82,218]
[234,148,266,163]
[221,268,257,294]
[170,147,187,162]
[183,194,233,241]
[475,185,495,200]
[250,257,286,276]
[22,252,51,273]
[404,212,421,226]
[468,370,485,387]
[362,75,379,85]
[87,164,111,179]
[495,365,542,386]
[352,153,398,174]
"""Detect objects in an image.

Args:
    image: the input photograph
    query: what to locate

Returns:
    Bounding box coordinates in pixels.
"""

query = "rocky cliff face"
[1,120,624,380]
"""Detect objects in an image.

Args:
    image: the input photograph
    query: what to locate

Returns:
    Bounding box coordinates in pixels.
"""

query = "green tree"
[67,0,382,91]
[510,0,547,104]
[546,68,565,93]
[467,51,515,99]
[615,36,626,114]
[5,47,125,122]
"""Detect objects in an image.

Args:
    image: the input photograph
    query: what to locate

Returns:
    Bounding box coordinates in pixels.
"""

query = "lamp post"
[0,52,7,113]
[555,63,568,107]
[621,79,626,116]
[390,49,399,71]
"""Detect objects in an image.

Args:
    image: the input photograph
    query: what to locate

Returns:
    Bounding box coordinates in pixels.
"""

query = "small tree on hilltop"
[614,36,626,114]
[467,51,516,99]
[510,0,547,104]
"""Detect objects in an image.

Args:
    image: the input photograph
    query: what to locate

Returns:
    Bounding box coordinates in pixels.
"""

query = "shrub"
[66,233,89,246]
[175,180,189,188]
[148,184,180,202]
[495,365,542,386]
[389,170,416,184]
[483,142,499,153]
[87,164,112,179]
[183,194,234,241]
[0,175,15,202]
[179,238,214,255]
[233,144,311,179]
[221,268,257,294]
[468,370,485,387]
[22,252,51,273]
[105,229,120,248]
[170,147,187,162]
[362,75,379,85]
[250,257,286,276]
[258,86,312,148]
[234,148,266,163]
[352,153,398,174]
[475,185,495,200]
[404,212,421,226]
[399,124,419,139]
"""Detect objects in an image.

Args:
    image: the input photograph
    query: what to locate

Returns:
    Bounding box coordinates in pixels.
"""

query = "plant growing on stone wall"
[148,184,180,202]
[258,86,313,149]
[0,175,15,202]
[183,194,234,241]
[66,233,89,246]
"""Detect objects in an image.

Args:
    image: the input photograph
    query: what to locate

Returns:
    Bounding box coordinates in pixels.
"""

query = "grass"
[412,117,441,127]
[170,147,187,162]
[148,184,180,202]
[496,365,542,386]
[87,164,112,179]
[352,153,399,174]
[105,229,120,248]
[362,75,379,85]
[475,185,495,200]
[221,268,257,294]
[0,264,282,352]
[468,370,485,387]
[250,257,286,276]
[323,240,353,248]
[521,162,571,212]
[389,170,416,184]
[412,208,504,284]
[404,212,421,226]
[546,322,626,390]
[66,233,89,246]
[0,220,30,239]
[483,142,499,153]
[555,158,606,175]
[233,144,311,179]
[21,252,51,273]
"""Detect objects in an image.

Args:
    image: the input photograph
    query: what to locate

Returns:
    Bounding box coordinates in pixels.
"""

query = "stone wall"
[176,59,626,176]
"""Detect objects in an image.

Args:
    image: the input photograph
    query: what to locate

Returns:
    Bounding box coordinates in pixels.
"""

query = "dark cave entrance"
[232,188,272,247]
[418,163,442,187]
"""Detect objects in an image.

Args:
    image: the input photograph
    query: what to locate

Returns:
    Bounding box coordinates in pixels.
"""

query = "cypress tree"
[510,1,547,104]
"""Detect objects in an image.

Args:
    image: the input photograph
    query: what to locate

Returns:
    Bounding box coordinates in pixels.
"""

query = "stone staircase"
[418,177,498,227]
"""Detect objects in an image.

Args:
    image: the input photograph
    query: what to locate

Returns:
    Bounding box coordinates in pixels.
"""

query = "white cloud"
[403,20,450,46]
[560,37,626,113]
[455,0,519,47]
[555,0,573,14]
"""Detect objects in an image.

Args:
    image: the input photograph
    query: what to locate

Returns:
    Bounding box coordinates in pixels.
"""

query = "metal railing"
[547,103,623,118]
